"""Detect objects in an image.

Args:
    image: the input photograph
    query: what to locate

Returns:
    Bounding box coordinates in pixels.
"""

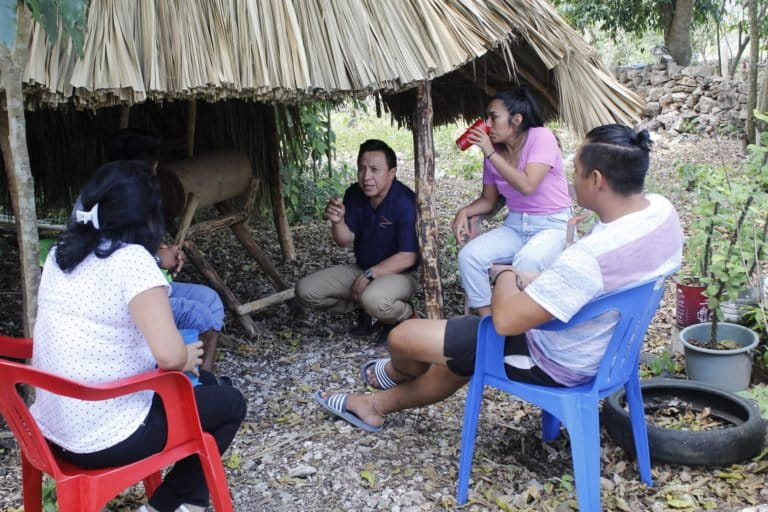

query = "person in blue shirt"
[295,139,419,344]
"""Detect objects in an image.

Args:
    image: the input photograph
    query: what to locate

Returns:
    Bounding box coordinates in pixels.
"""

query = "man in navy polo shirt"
[296,139,419,343]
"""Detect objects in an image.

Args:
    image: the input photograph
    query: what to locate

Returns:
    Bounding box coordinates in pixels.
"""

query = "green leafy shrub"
[682,114,768,343]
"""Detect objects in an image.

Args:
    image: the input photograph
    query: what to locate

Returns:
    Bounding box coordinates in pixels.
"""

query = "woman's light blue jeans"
[458,208,571,308]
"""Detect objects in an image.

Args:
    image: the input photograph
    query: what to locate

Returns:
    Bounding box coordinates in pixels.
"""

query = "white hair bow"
[75,203,100,230]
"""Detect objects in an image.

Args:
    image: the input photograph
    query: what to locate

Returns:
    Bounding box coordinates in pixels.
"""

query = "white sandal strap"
[374,359,397,389]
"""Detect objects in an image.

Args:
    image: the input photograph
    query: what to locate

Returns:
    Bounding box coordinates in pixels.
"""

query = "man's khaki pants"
[295,264,418,324]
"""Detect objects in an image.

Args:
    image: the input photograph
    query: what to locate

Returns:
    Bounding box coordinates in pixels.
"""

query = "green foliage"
[742,304,768,339]
[553,0,717,40]
[282,164,352,224]
[0,0,16,47]
[1,0,89,55]
[42,477,57,512]
[639,349,682,378]
[683,111,768,342]
[278,101,351,224]
[678,162,710,192]
[737,384,768,419]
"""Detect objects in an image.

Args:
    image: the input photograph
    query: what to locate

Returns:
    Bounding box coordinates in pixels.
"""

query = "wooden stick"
[236,287,295,315]
[174,192,200,246]
[185,212,248,239]
[0,216,65,232]
[183,240,257,337]
[217,203,291,293]
[186,100,197,158]
[243,177,260,220]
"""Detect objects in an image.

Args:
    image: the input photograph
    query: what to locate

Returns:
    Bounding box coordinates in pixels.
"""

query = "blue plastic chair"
[457,276,669,512]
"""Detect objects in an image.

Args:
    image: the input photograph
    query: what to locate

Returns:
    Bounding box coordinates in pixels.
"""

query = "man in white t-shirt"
[313,124,683,432]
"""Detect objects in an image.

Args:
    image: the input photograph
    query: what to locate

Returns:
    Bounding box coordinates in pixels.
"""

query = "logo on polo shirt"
[379,216,393,228]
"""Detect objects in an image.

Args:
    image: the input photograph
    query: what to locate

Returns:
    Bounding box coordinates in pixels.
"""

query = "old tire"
[602,378,765,466]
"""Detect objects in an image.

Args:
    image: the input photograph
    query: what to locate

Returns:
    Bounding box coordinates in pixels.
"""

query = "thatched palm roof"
[18,0,642,134]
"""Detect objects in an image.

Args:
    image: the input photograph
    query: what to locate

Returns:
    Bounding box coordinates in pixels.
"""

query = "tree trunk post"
[186,100,197,157]
[412,81,443,319]
[264,107,296,263]
[663,0,693,66]
[0,7,40,336]
[119,105,131,129]
[746,0,758,145]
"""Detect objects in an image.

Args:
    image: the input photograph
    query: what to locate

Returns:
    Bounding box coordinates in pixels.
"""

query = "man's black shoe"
[349,310,374,337]
[374,323,396,345]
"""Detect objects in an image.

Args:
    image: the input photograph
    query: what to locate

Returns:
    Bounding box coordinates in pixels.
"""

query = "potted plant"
[678,118,768,391]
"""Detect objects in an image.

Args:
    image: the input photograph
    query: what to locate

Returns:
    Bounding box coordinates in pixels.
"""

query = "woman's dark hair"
[579,124,652,195]
[492,89,544,131]
[55,160,165,272]
[357,139,397,170]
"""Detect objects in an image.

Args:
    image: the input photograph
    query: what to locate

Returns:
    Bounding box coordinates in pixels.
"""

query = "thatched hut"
[1,0,642,332]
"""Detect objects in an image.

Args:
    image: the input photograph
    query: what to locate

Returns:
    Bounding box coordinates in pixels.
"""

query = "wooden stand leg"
[175,192,200,246]
[217,203,303,313]
[183,240,258,337]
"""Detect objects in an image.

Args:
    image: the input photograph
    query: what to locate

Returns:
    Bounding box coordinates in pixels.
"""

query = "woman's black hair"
[55,160,165,272]
[492,89,545,131]
[579,124,652,195]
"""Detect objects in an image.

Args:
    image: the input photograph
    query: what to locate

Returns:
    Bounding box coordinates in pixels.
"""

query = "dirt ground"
[1,131,767,511]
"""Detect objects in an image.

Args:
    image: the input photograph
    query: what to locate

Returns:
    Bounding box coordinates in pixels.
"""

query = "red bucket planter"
[675,281,712,328]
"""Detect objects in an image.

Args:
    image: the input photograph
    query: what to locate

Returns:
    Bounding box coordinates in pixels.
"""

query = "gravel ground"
[1,132,767,511]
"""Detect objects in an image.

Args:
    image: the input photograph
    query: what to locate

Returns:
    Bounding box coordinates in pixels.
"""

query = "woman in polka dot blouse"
[31,161,246,512]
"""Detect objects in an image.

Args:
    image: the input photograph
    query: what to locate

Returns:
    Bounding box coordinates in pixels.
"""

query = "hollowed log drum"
[157,149,252,218]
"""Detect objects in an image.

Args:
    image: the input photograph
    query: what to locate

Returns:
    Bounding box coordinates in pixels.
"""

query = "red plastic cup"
[455,119,490,151]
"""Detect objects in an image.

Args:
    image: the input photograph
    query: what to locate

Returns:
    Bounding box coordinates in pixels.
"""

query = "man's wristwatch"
[363,268,375,281]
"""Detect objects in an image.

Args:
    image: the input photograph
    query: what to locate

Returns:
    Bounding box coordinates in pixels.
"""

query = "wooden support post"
[413,81,443,319]
[264,107,296,262]
[174,192,200,246]
[186,100,197,158]
[183,240,258,337]
[119,105,131,129]
[236,288,295,315]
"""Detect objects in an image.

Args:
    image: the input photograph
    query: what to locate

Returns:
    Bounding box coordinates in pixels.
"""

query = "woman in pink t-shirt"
[453,89,572,316]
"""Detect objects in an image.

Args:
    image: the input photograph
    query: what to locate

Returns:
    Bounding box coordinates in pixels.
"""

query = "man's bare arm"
[490,268,553,335]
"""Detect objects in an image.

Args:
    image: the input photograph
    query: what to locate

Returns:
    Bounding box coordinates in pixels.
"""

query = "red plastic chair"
[0,335,234,512]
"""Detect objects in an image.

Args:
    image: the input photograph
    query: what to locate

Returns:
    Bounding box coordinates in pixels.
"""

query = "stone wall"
[614,62,749,136]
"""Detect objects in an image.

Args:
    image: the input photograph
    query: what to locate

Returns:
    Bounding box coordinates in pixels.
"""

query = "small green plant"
[737,384,768,419]
[677,162,709,192]
[742,305,768,341]
[43,477,58,512]
[678,119,697,134]
[443,157,478,181]
[640,349,682,378]
[282,164,352,224]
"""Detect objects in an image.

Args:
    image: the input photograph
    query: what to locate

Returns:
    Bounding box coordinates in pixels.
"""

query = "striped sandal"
[360,358,398,390]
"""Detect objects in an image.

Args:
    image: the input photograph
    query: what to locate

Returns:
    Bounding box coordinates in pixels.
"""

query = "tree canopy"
[554,0,720,65]
[0,0,88,54]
